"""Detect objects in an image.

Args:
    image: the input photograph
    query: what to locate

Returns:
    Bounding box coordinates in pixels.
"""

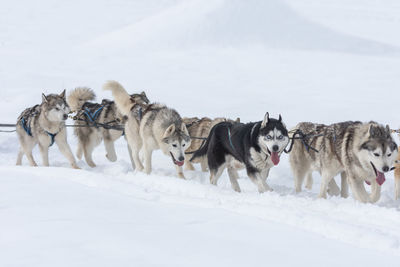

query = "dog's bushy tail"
[103,80,133,116]
[67,87,95,112]
[190,124,217,162]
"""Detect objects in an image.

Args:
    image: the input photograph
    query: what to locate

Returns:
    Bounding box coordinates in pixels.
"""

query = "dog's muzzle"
[170,152,184,166]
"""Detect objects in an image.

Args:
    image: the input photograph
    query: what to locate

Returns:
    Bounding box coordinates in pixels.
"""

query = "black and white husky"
[191,113,289,193]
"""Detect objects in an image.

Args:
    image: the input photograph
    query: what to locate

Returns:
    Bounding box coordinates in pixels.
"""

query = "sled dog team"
[15,81,400,203]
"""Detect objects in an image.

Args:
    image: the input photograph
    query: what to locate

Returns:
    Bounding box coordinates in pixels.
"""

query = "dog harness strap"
[250,122,259,139]
[45,131,57,147]
[227,127,236,152]
[84,105,104,123]
[138,107,143,121]
[21,118,33,137]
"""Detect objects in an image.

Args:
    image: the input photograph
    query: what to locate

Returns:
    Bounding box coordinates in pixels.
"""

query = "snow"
[1,0,400,266]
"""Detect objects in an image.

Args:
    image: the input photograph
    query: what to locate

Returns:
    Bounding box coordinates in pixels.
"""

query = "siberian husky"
[16,90,79,168]
[191,113,289,192]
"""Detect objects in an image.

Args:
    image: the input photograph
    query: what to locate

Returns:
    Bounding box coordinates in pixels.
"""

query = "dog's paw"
[87,162,96,168]
[106,153,117,162]
[71,164,81,169]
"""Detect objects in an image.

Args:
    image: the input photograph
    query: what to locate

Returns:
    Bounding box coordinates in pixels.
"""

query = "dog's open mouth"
[370,162,386,186]
[267,148,280,166]
[170,152,184,167]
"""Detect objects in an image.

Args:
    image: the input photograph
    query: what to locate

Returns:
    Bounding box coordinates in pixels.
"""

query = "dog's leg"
[227,166,241,192]
[395,160,400,200]
[248,173,267,193]
[260,168,272,192]
[125,132,144,172]
[143,146,153,175]
[200,159,208,172]
[175,165,185,179]
[327,179,340,196]
[38,143,49,167]
[184,160,195,171]
[104,139,117,162]
[16,147,24,165]
[126,143,136,170]
[293,167,307,193]
[22,144,37,167]
[340,172,349,198]
[210,163,226,186]
[369,180,381,203]
[305,172,313,190]
[76,142,83,160]
[83,140,97,168]
[318,172,334,199]
[55,130,79,169]
[347,176,369,203]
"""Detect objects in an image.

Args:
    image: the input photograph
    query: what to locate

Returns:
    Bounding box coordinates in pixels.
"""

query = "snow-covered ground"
[1,0,400,266]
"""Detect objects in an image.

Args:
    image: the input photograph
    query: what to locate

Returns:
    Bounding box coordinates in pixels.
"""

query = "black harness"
[19,105,58,147]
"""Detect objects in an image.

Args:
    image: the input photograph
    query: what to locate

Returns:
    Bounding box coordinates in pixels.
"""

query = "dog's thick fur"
[103,80,191,178]
[183,116,240,171]
[394,140,400,199]
[16,90,79,168]
[191,113,289,193]
[67,87,149,167]
[290,121,398,203]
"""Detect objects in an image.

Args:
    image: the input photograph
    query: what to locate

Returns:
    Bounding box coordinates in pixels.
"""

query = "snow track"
[3,157,400,255]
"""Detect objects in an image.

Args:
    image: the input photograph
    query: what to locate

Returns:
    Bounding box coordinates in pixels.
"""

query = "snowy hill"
[1,0,400,266]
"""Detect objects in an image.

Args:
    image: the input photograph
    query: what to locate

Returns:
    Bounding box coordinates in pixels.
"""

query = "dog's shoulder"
[18,104,41,121]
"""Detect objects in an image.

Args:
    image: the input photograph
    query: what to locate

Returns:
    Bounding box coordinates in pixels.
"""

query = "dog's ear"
[140,91,146,96]
[129,95,137,104]
[42,93,48,103]
[235,117,240,123]
[163,124,175,139]
[368,124,376,137]
[181,122,189,136]
[386,124,391,137]
[278,114,282,122]
[261,112,269,128]
[59,89,66,99]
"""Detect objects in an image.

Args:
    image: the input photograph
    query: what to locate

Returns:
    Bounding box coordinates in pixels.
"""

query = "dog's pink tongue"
[376,171,386,186]
[271,152,280,166]
[176,161,184,167]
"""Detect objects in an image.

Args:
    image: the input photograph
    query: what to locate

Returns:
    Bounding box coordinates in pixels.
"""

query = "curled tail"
[103,80,134,116]
[190,124,218,162]
[67,87,96,112]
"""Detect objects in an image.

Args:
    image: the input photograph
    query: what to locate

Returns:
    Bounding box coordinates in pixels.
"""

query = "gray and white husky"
[191,113,290,193]
[16,90,79,169]
[67,87,149,167]
[103,80,191,178]
[289,121,398,203]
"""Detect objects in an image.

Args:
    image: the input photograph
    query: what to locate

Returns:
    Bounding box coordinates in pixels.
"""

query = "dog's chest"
[249,147,271,170]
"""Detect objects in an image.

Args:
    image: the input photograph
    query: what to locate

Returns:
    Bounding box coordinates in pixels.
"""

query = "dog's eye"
[277,135,283,140]
[182,144,185,147]
[265,135,272,140]
[374,153,380,157]
[55,107,60,111]
[172,144,177,147]
[388,153,392,157]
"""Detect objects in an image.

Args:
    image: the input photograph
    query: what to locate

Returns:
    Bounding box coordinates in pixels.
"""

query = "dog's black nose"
[178,156,184,162]
[272,145,279,152]
[382,166,389,172]
[63,114,68,120]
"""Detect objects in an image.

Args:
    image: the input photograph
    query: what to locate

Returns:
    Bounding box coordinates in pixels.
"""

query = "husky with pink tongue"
[290,121,398,203]
[104,80,191,179]
[191,113,290,193]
